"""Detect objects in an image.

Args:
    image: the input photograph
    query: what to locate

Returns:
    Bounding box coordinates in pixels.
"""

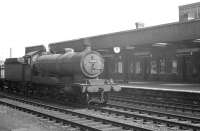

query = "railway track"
[116,91,200,105]
[109,93,200,116]
[104,101,200,131]
[119,89,200,105]
[0,93,200,130]
[0,95,156,131]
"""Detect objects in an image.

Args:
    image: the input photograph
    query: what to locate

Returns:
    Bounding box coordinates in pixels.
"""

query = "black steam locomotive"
[0,46,121,104]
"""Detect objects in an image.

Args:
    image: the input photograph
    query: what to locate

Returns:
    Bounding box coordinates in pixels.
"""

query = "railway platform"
[119,81,200,94]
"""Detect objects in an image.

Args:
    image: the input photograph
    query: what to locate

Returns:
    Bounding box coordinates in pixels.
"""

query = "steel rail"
[110,93,200,109]
[0,96,155,131]
[109,96,200,115]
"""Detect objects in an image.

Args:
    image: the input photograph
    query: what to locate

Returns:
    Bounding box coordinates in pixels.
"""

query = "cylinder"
[34,50,104,78]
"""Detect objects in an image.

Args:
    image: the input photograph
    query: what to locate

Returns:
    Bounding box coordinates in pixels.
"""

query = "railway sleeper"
[0,98,156,131]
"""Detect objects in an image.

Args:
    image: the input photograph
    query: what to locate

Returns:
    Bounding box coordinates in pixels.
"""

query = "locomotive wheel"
[101,93,108,105]
[81,92,108,105]
[80,93,91,105]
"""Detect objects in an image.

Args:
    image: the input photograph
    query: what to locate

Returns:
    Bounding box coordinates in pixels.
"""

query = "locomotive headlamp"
[113,47,120,54]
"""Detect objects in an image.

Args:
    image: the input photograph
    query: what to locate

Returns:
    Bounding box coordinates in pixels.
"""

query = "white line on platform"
[120,85,200,94]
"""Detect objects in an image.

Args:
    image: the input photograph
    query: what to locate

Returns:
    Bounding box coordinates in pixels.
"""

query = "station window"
[135,61,141,74]
[188,11,195,20]
[129,63,134,73]
[160,59,165,74]
[114,63,118,73]
[118,61,123,73]
[183,13,188,19]
[192,65,198,75]
[186,7,199,20]
[0,66,4,78]
[150,60,157,74]
[27,58,31,64]
[115,61,123,73]
[171,60,178,74]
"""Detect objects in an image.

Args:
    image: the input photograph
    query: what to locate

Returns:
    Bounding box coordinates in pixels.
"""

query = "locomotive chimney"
[83,38,92,51]
[85,46,91,51]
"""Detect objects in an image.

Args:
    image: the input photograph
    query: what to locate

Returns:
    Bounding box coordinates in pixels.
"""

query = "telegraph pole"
[10,48,12,58]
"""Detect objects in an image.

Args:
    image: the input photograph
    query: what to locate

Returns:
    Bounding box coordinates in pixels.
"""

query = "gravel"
[0,105,70,131]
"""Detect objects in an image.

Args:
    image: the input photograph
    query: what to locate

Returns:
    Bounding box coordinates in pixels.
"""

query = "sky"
[0,0,199,60]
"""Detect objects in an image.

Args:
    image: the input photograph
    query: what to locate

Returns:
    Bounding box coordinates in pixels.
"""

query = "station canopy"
[49,19,200,53]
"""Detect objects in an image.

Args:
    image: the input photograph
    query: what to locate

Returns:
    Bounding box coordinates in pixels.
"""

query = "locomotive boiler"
[35,48,104,78]
[2,47,121,104]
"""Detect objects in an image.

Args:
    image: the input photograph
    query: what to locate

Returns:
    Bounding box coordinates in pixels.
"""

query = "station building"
[179,2,200,22]
[49,2,200,83]
[0,60,4,78]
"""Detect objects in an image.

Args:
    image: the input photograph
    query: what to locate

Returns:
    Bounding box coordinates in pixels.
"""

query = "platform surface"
[120,82,200,93]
